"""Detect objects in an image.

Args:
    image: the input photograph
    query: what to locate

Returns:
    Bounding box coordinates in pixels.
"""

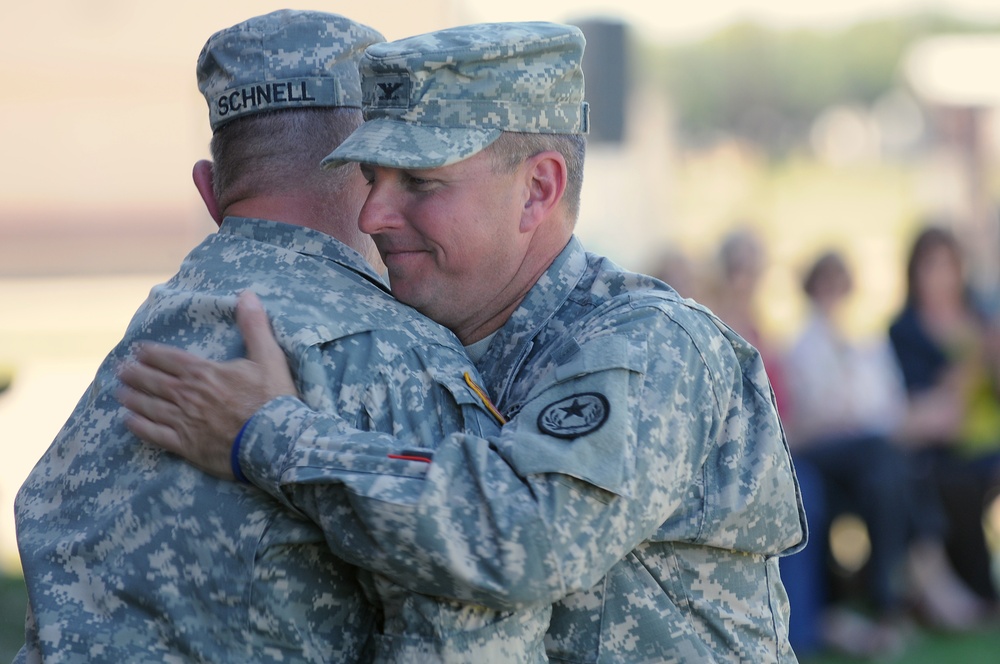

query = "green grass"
[802,627,1000,663]
[0,574,26,661]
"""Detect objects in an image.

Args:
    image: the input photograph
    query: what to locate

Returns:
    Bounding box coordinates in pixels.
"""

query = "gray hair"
[210,107,363,211]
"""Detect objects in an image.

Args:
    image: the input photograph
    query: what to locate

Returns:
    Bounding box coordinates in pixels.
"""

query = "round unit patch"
[537,392,610,439]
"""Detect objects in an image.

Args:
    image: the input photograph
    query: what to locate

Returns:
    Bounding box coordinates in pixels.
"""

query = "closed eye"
[403,172,438,192]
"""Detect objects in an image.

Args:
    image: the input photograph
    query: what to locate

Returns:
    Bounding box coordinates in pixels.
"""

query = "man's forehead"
[358,153,484,175]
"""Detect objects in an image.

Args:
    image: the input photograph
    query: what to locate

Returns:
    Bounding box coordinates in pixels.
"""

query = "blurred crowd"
[647,223,1000,660]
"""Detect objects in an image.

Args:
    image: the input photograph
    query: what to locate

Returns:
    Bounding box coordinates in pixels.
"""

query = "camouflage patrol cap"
[198,10,384,131]
[320,22,589,169]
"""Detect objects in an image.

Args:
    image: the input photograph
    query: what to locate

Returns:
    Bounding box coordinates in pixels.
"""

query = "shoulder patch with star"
[537,392,610,439]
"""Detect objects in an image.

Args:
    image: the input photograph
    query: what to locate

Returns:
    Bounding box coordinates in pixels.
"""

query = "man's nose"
[358,177,402,235]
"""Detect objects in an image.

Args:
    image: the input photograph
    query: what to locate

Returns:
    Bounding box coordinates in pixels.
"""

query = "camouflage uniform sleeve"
[239,305,803,609]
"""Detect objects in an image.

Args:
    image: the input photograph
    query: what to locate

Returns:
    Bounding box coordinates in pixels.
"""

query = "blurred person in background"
[706,227,768,348]
[889,224,1000,607]
[705,226,789,416]
[646,245,705,302]
[781,250,986,658]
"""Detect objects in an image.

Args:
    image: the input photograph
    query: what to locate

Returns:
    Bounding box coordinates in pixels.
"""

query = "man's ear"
[192,160,224,227]
[520,151,567,233]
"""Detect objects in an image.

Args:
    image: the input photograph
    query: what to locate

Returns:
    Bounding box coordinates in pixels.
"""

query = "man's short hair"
[210,108,362,210]
[487,132,587,222]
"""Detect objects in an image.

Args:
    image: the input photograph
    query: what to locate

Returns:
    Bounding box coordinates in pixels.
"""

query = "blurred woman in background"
[782,250,985,657]
[889,225,1000,607]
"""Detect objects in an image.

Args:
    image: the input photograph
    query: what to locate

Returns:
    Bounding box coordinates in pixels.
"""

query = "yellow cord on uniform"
[464,372,507,425]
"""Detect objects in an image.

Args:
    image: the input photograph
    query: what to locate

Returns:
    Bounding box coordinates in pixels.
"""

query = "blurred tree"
[653,12,1000,156]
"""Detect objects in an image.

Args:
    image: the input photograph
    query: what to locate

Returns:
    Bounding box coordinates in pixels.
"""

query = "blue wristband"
[231,419,252,484]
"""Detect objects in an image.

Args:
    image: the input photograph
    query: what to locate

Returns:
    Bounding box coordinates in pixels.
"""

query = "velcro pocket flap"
[501,335,647,497]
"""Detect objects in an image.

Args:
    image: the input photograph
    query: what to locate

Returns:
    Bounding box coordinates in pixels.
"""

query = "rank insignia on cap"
[371,75,410,108]
[537,392,609,439]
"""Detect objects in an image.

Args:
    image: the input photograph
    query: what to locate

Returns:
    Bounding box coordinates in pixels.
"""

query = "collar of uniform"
[475,235,589,410]
[218,216,389,292]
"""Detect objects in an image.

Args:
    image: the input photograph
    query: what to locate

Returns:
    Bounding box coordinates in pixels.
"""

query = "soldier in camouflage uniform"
[120,22,807,663]
[15,11,551,663]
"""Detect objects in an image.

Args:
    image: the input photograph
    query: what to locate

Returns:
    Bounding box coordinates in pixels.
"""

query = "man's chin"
[386,280,423,309]
[390,286,451,328]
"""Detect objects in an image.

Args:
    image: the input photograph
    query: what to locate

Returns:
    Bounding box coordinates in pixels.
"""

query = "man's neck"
[453,233,570,345]
[225,194,321,230]
[224,193,377,267]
